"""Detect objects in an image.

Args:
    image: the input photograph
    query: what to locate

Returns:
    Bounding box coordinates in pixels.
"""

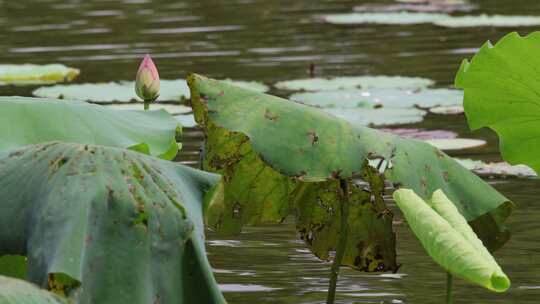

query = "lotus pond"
[1,0,540,303]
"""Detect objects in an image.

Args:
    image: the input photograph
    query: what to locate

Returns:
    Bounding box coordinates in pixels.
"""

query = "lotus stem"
[446,272,453,304]
[144,101,150,111]
[326,178,350,304]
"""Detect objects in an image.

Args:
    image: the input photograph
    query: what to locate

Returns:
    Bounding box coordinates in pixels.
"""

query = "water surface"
[1,0,540,303]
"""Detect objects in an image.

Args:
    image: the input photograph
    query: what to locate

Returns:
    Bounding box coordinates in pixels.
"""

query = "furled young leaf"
[456,31,540,173]
[0,97,180,160]
[0,142,225,304]
[393,189,510,292]
[0,64,79,86]
[188,74,512,258]
[0,276,68,304]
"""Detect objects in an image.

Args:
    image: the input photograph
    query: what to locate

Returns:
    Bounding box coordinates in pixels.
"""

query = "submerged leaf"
[189,74,513,256]
[0,97,180,159]
[393,189,510,292]
[0,142,225,304]
[275,76,434,91]
[456,31,540,173]
[0,64,79,85]
[0,276,68,304]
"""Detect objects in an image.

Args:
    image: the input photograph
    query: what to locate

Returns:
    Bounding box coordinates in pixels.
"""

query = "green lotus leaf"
[0,97,180,160]
[324,107,427,126]
[0,64,79,86]
[0,255,27,280]
[456,31,540,173]
[275,76,434,91]
[290,88,463,109]
[0,142,225,304]
[188,74,513,258]
[0,276,68,304]
[393,189,510,292]
[33,79,190,103]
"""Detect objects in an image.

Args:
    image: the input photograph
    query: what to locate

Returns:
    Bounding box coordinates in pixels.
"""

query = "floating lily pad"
[425,138,486,151]
[175,114,197,128]
[434,14,540,28]
[291,88,463,109]
[103,103,192,115]
[429,105,464,115]
[33,79,190,103]
[324,12,540,28]
[222,79,269,93]
[323,12,450,25]
[274,76,434,91]
[354,2,475,13]
[381,128,458,140]
[456,158,537,177]
[0,64,79,85]
[322,107,426,126]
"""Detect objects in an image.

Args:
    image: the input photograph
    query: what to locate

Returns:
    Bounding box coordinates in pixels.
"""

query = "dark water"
[2,0,540,303]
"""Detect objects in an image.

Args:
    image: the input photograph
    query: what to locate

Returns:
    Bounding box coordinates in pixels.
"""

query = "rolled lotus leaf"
[0,275,68,303]
[393,189,510,292]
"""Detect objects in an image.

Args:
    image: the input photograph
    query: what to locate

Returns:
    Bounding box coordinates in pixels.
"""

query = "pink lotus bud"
[135,54,160,102]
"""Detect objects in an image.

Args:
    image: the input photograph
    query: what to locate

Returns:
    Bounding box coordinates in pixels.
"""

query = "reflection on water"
[2,0,540,303]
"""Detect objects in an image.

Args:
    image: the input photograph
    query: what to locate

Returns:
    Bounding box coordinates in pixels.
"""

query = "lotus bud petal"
[135,54,160,102]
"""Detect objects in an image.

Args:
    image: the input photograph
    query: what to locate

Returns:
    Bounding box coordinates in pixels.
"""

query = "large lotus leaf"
[0,97,180,160]
[188,74,513,251]
[434,15,540,28]
[324,107,427,126]
[393,189,510,292]
[0,142,225,304]
[200,117,397,271]
[0,64,79,86]
[0,276,68,304]
[322,12,450,25]
[290,88,463,109]
[32,79,190,103]
[275,76,434,91]
[456,31,540,173]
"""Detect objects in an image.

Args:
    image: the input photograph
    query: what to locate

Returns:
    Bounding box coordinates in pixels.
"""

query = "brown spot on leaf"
[442,171,449,182]
[264,109,279,121]
[307,131,319,146]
